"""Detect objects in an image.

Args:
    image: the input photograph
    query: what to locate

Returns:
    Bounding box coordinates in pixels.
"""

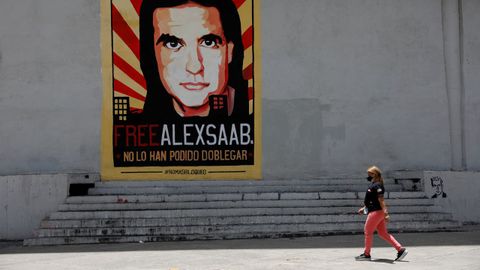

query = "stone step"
[66,191,427,204]
[95,178,398,188]
[48,205,443,220]
[38,216,456,238]
[58,198,435,211]
[88,184,404,195]
[24,220,461,246]
[39,213,453,230]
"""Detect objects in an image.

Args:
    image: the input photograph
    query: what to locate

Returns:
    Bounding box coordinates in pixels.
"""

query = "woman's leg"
[376,217,402,251]
[364,211,383,255]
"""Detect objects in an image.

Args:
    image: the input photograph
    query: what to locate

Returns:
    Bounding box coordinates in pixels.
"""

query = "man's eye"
[164,41,182,50]
[200,39,219,48]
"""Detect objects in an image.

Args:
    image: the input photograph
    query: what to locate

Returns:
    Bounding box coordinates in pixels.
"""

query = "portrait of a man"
[431,176,447,198]
[101,0,260,177]
[139,0,249,120]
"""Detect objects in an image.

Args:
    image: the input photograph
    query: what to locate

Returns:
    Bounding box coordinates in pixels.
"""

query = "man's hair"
[139,0,248,119]
[431,176,443,186]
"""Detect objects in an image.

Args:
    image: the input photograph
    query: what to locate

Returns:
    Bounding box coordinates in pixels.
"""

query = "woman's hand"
[384,212,390,222]
[358,207,365,215]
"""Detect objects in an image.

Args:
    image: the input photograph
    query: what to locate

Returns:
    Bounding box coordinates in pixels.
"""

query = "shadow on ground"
[370,258,396,264]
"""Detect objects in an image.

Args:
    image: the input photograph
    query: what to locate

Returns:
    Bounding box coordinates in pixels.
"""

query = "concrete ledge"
[243,193,279,200]
[0,174,69,240]
[95,179,397,188]
[388,192,427,199]
[387,170,425,179]
[319,192,357,199]
[58,198,435,211]
[280,193,319,200]
[67,173,100,184]
[89,185,401,195]
[48,205,441,220]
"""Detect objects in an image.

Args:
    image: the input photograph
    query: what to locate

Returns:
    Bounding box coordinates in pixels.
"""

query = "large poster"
[101,0,261,180]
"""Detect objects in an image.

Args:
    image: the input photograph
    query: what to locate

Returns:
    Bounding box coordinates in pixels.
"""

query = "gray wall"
[0,0,479,178]
[0,174,69,239]
[424,171,480,223]
[0,0,101,175]
[463,0,480,169]
[263,0,451,178]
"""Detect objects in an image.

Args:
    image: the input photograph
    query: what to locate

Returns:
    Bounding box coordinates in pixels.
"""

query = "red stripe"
[113,53,147,89]
[242,26,253,50]
[112,5,140,60]
[114,79,146,102]
[243,63,253,81]
[130,107,143,113]
[248,87,254,100]
[232,0,247,8]
[130,0,142,15]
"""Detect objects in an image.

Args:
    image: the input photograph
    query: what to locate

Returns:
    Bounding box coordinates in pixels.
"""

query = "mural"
[101,0,261,180]
[430,176,447,198]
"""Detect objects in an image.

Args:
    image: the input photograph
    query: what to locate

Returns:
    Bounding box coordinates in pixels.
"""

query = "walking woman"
[355,166,408,261]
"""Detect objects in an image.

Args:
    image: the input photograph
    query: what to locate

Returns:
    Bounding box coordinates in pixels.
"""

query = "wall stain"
[263,98,345,178]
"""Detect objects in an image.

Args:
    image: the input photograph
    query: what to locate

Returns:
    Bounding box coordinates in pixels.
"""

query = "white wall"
[262,0,451,177]
[0,0,479,178]
[0,0,101,175]
[0,174,68,240]
[463,0,480,169]
[424,171,480,223]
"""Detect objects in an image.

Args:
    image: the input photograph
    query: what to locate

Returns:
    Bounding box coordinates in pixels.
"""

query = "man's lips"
[180,82,210,91]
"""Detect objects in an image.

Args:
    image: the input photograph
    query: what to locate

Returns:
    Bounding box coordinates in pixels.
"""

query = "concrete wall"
[0,0,101,175]
[0,0,478,177]
[0,174,69,240]
[463,0,480,169]
[263,0,451,178]
[424,171,480,223]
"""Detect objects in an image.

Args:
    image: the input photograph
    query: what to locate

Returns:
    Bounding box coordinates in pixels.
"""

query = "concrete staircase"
[24,178,461,246]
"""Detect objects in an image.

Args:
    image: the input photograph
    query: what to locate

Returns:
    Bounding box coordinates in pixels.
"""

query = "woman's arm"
[378,196,390,222]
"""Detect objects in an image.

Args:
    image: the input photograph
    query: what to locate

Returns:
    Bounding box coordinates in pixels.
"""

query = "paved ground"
[1,230,480,270]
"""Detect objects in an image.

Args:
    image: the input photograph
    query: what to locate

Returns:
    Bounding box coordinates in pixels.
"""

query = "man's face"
[431,178,443,195]
[153,3,234,109]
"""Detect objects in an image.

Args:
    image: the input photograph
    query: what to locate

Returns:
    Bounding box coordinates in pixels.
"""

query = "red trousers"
[364,210,402,255]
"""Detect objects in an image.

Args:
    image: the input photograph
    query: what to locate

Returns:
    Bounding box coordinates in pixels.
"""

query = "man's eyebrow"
[156,34,181,46]
[200,33,224,44]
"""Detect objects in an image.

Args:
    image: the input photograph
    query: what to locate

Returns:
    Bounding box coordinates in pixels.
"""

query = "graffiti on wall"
[430,176,447,198]
[100,0,262,180]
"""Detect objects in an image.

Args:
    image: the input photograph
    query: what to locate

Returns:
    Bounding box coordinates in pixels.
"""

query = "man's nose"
[186,47,203,75]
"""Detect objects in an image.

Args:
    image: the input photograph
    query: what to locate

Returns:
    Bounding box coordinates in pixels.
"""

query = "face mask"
[366,176,373,181]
